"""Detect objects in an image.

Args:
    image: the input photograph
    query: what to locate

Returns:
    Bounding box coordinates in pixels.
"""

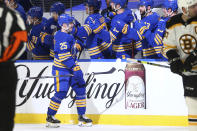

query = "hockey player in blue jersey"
[42,2,65,59]
[46,14,92,127]
[26,6,50,60]
[76,0,112,59]
[45,2,65,35]
[5,0,26,22]
[109,0,143,59]
[43,2,81,59]
[134,0,161,59]
[143,0,178,60]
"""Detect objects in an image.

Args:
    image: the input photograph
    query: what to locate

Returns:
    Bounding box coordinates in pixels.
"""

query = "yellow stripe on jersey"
[139,26,148,35]
[50,50,54,58]
[93,23,107,34]
[75,43,81,51]
[58,52,72,61]
[83,24,92,36]
[40,33,48,43]
[109,31,117,41]
[191,21,197,25]
[53,58,67,68]
[73,66,80,71]
[58,52,70,56]
[137,31,143,40]
[188,115,197,126]
[154,38,160,45]
[122,24,128,34]
[155,34,162,45]
[88,42,111,56]
[112,43,133,52]
[32,36,38,44]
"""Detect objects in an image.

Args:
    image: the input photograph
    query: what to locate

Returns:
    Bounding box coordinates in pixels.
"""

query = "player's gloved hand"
[184,50,197,71]
[157,19,166,31]
[72,65,86,86]
[166,50,184,75]
[169,57,184,74]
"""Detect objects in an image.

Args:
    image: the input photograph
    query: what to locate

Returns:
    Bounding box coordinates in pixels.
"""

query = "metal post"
[42,0,45,12]
[70,0,72,16]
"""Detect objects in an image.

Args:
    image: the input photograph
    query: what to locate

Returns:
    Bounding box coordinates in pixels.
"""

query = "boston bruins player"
[163,0,197,130]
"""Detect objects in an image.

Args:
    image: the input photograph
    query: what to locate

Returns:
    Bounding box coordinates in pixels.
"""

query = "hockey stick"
[85,67,116,75]
[127,58,170,68]
[127,58,197,73]
[18,74,74,80]
[19,67,116,80]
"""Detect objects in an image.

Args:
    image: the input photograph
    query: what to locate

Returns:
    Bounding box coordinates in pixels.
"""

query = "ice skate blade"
[46,122,60,128]
[78,121,92,127]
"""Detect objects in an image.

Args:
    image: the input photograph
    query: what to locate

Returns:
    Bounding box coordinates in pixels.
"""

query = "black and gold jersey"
[163,13,197,74]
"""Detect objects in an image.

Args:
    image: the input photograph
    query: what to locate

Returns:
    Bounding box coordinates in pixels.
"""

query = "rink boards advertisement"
[14,60,188,126]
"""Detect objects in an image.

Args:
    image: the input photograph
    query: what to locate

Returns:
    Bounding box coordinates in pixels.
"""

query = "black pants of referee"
[0,62,17,131]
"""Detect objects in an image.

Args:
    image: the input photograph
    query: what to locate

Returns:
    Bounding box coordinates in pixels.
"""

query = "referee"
[0,1,27,131]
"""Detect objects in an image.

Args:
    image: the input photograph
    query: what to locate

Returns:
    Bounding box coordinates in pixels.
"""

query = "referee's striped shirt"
[0,2,27,63]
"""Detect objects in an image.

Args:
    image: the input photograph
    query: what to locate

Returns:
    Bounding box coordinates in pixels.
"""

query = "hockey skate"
[46,115,61,128]
[78,115,93,127]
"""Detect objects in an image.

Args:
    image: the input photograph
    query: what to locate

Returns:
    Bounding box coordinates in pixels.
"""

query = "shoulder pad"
[166,14,182,29]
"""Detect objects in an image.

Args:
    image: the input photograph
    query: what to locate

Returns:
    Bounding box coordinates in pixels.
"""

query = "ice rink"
[14,124,188,131]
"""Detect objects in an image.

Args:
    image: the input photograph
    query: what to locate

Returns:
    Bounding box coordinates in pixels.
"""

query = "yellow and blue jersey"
[110,9,142,59]
[76,13,111,59]
[53,30,77,71]
[27,21,50,60]
[44,17,60,35]
[143,17,169,60]
[134,12,161,59]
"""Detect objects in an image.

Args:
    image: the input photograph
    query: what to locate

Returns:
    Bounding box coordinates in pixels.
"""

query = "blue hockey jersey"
[76,13,111,59]
[134,12,161,59]
[44,17,60,35]
[53,30,79,71]
[110,9,142,59]
[143,17,169,60]
[27,21,50,60]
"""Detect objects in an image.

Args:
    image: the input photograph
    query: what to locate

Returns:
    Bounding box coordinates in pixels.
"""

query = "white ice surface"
[14,124,188,131]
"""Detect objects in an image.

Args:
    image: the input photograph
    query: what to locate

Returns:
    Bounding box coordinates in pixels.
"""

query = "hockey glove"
[166,50,184,74]
[157,19,166,31]
[184,50,197,71]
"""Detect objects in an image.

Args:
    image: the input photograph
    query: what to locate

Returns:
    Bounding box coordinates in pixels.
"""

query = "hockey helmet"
[58,14,73,27]
[50,2,65,15]
[163,0,178,11]
[28,6,43,19]
[111,0,127,8]
[87,0,102,10]
[139,0,154,8]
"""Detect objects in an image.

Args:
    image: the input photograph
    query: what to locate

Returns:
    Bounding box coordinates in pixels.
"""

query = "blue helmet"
[50,2,65,15]
[163,0,178,12]
[111,0,127,8]
[58,14,73,27]
[87,0,102,10]
[139,0,154,7]
[28,6,43,19]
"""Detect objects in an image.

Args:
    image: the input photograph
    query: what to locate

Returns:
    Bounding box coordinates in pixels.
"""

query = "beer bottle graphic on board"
[125,62,146,109]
